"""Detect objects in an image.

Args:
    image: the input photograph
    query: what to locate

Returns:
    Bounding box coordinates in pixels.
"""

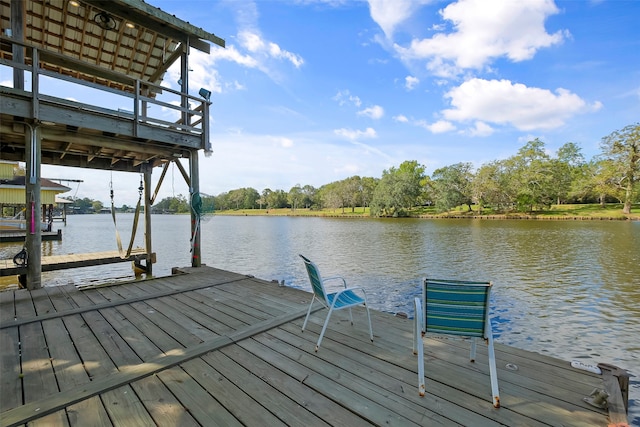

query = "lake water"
[1,214,639,423]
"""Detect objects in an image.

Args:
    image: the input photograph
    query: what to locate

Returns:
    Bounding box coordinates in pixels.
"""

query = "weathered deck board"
[0,266,615,426]
[0,249,150,276]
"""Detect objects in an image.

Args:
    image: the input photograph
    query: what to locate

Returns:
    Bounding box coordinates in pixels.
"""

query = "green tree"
[551,142,585,204]
[318,182,344,212]
[370,160,426,217]
[92,200,104,212]
[431,162,474,212]
[599,123,640,214]
[360,177,378,209]
[472,161,504,212]
[170,195,189,213]
[213,192,230,211]
[259,189,272,209]
[74,197,95,213]
[265,189,288,209]
[343,176,363,213]
[288,184,304,211]
[511,139,554,212]
[302,185,317,208]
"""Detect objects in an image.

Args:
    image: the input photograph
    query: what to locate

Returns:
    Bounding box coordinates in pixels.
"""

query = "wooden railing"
[0,36,210,151]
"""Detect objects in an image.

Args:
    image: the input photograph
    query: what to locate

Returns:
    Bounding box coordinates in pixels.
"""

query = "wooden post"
[143,165,153,275]
[24,124,42,289]
[598,363,630,426]
[180,43,189,129]
[11,0,24,90]
[189,150,201,268]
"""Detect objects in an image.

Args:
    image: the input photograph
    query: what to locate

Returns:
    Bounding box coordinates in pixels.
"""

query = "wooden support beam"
[189,150,201,267]
[24,123,42,289]
[143,164,153,275]
[150,161,170,205]
[174,158,191,187]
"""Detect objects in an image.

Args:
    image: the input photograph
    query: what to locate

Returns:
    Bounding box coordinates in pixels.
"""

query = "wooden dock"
[0,249,152,277]
[0,229,62,243]
[0,266,620,426]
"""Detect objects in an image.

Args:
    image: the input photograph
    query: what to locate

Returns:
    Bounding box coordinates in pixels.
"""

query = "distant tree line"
[17,123,638,217]
[206,123,639,216]
[78,124,637,216]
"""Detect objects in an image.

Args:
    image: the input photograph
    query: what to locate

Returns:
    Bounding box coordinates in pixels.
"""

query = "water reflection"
[1,214,638,422]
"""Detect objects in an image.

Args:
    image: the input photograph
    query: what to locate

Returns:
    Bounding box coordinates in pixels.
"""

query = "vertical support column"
[180,42,189,129]
[11,0,24,90]
[143,164,153,275]
[24,124,42,289]
[189,150,201,268]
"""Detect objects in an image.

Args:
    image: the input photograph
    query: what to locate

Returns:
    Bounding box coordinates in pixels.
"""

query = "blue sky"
[20,0,640,204]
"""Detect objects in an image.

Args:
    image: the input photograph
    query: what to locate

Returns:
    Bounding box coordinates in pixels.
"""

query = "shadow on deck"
[0,266,613,426]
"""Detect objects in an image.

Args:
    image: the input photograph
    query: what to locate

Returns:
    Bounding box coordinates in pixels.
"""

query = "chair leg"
[486,334,500,408]
[470,337,477,363]
[316,306,335,351]
[301,295,316,332]
[414,298,425,396]
[364,302,373,342]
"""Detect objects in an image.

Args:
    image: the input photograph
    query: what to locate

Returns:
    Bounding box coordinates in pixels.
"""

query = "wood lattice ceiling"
[0,0,225,172]
[0,0,224,90]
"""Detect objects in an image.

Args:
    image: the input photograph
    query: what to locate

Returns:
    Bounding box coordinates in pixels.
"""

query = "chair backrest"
[300,254,329,304]
[423,278,492,338]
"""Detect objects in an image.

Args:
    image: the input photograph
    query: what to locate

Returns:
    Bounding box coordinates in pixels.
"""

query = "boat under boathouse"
[0,0,225,289]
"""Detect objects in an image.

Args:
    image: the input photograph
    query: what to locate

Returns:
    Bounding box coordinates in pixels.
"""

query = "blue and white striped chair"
[413,277,500,408]
[300,254,373,351]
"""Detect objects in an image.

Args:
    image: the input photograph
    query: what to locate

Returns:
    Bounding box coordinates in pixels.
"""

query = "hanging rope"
[111,173,144,259]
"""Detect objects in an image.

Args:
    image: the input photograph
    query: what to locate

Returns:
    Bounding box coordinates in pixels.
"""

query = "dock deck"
[0,266,615,426]
[0,249,151,277]
[0,229,62,243]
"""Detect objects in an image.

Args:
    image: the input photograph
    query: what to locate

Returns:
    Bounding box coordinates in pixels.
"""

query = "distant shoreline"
[211,205,640,221]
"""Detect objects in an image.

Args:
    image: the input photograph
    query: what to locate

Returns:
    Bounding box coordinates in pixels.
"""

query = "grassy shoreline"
[212,203,640,221]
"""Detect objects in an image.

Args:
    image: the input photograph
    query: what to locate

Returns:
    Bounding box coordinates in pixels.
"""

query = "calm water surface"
[1,214,638,422]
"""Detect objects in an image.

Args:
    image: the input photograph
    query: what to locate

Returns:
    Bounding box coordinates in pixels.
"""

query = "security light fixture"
[199,88,211,102]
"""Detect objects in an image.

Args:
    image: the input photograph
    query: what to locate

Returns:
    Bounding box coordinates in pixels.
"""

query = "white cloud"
[240,31,265,52]
[272,136,294,148]
[394,0,566,76]
[334,127,378,140]
[333,90,362,107]
[467,121,494,137]
[419,119,456,134]
[167,50,233,96]
[442,78,602,131]
[405,75,419,90]
[239,31,304,68]
[393,114,409,123]
[367,0,432,38]
[358,105,385,119]
[268,43,304,68]
[211,44,259,69]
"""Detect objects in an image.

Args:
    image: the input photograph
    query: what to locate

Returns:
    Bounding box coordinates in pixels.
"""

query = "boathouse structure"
[0,0,225,289]
[1,160,70,236]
